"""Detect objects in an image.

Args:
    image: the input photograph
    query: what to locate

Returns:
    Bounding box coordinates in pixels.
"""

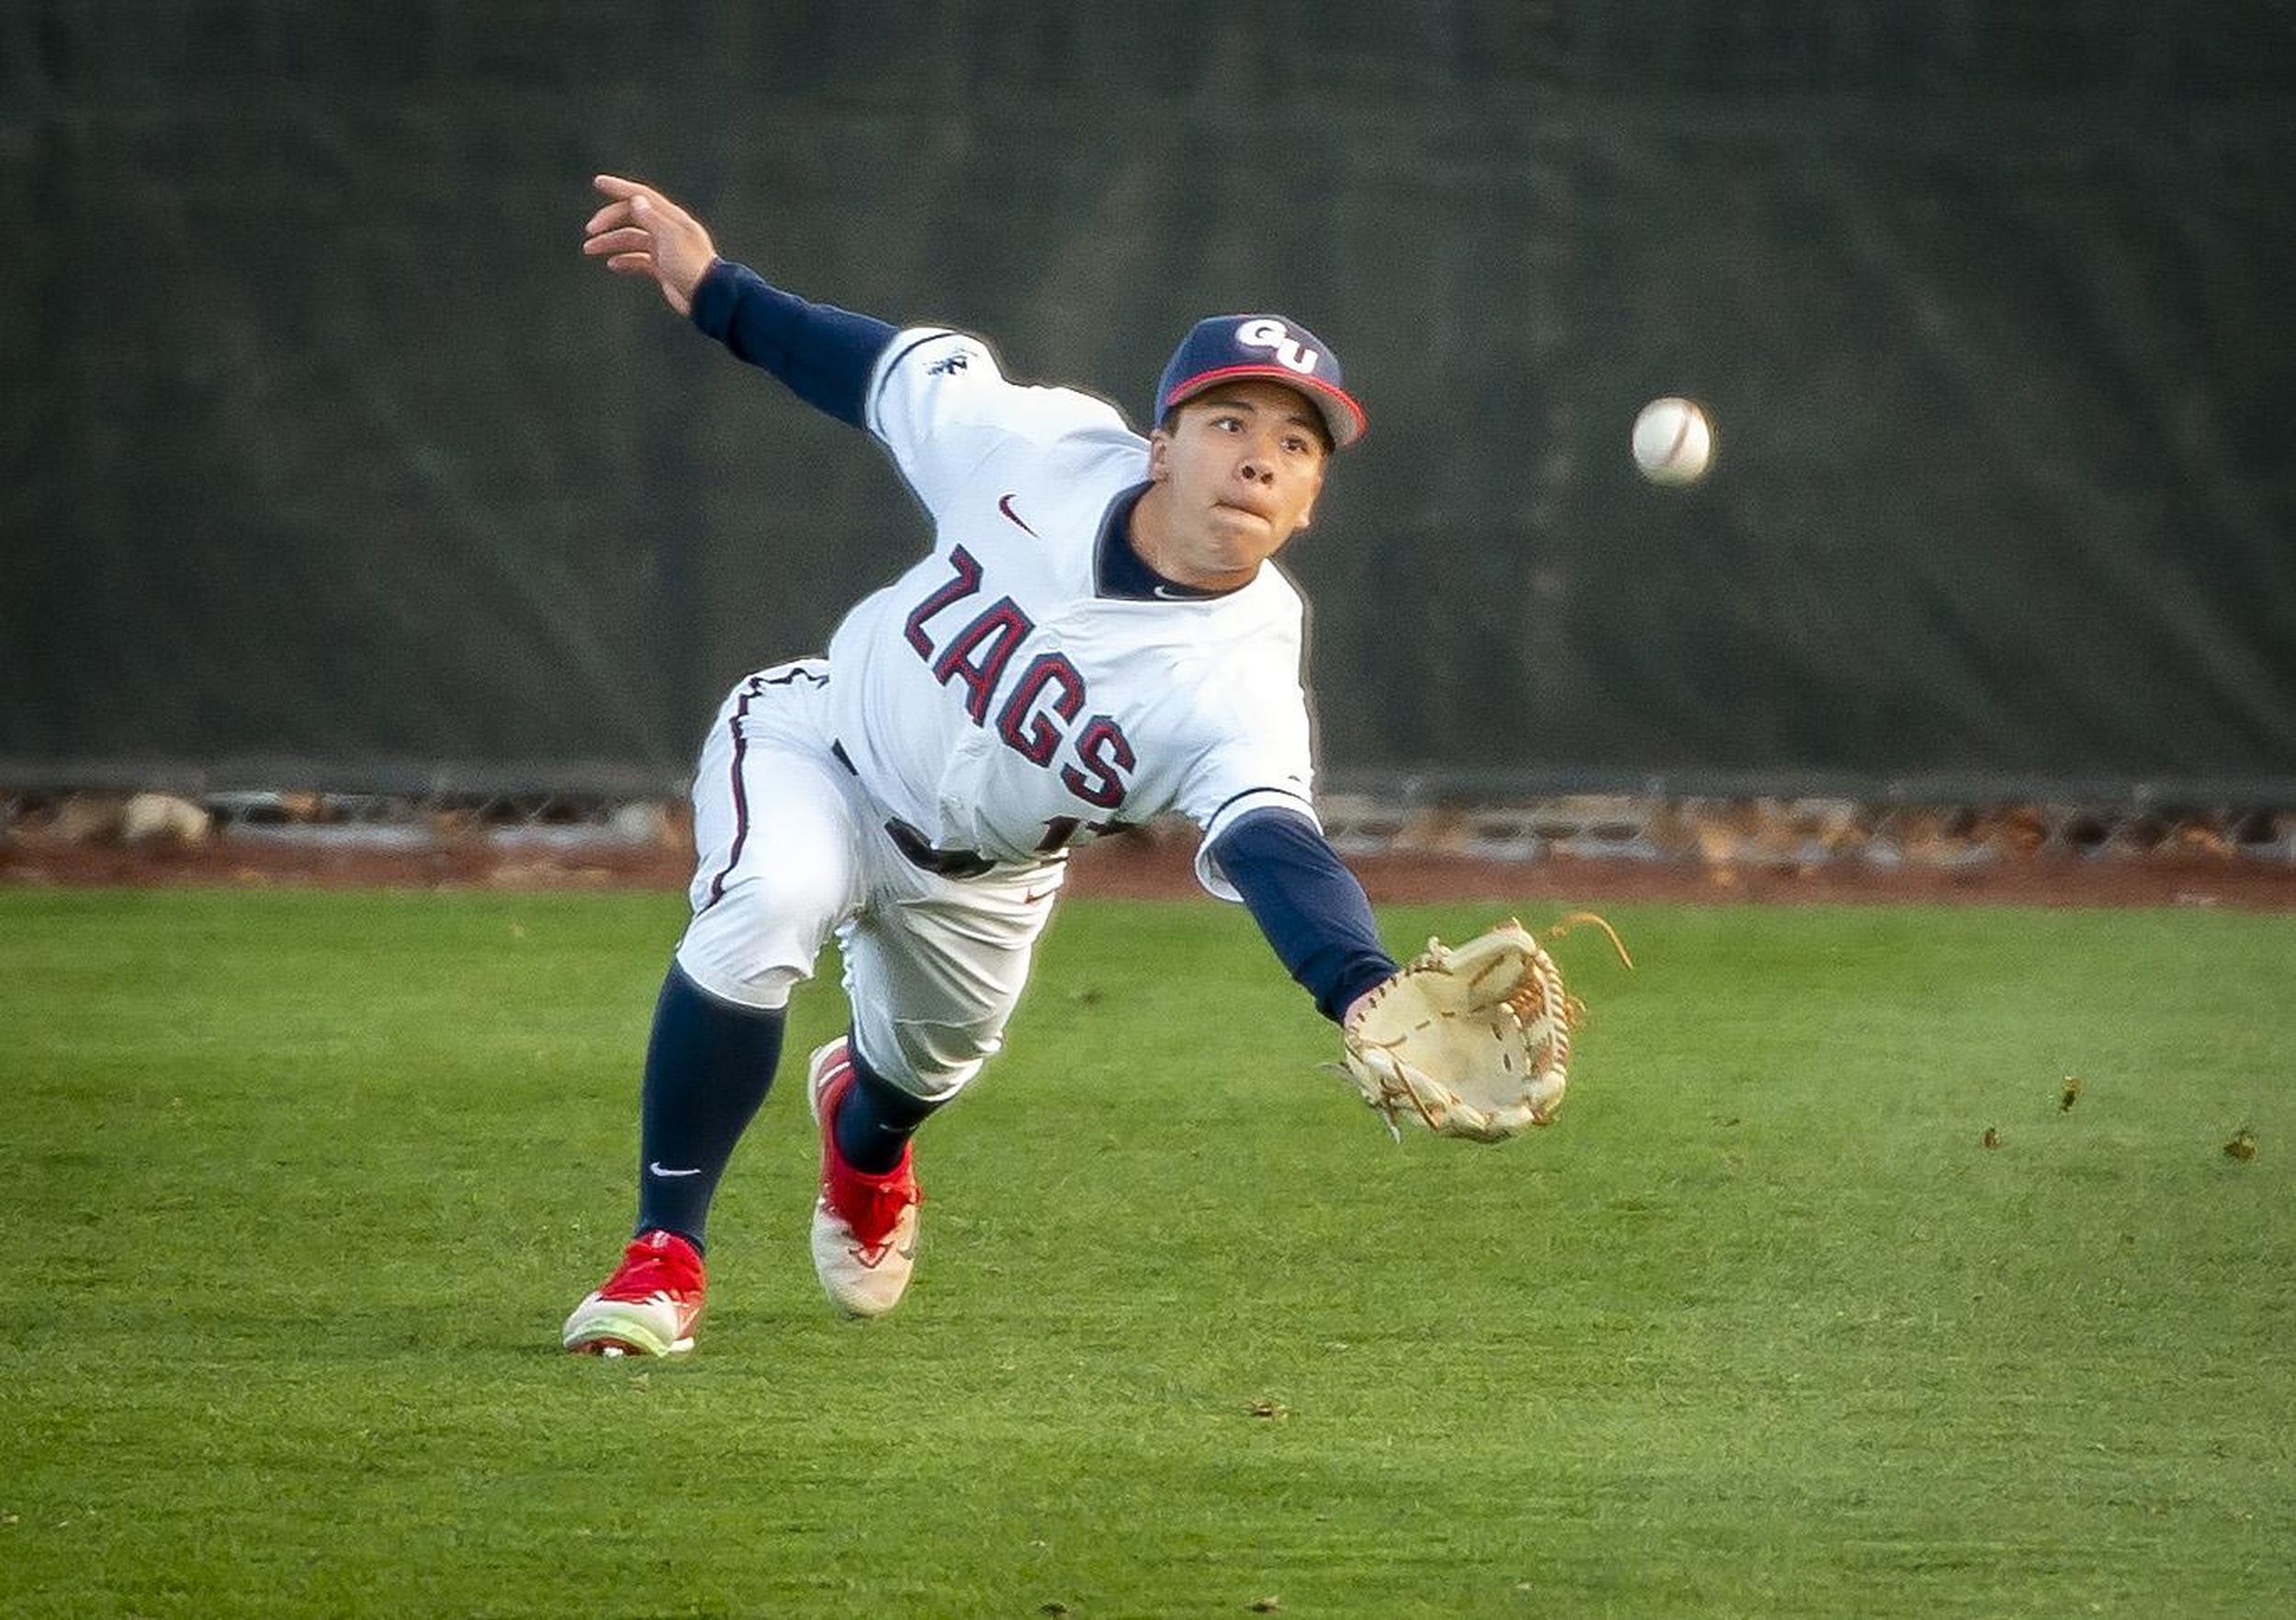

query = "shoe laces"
[827,1155,920,1250]
[818,1061,921,1249]
[602,1232,704,1301]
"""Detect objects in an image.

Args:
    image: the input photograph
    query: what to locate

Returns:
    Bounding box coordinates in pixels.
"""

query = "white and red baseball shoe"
[562,1228,707,1356]
[805,1039,922,1318]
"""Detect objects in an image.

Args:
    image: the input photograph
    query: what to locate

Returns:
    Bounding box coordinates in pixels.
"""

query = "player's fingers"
[582,226,651,257]
[629,191,698,231]
[591,174,648,200]
[584,199,636,235]
[605,252,657,277]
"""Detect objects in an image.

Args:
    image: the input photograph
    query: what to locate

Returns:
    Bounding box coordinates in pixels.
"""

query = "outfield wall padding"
[7,4,2294,787]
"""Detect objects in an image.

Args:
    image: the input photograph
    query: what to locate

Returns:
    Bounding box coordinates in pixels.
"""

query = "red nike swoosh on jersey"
[997,493,1038,536]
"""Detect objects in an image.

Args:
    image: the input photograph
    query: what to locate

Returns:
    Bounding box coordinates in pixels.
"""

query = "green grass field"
[5,888,2291,1617]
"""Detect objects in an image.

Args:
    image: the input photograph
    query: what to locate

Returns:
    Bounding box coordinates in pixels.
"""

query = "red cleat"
[806,1039,922,1318]
[562,1229,706,1356]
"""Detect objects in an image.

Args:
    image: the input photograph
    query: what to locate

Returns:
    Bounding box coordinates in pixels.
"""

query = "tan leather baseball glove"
[1339,916,1630,1142]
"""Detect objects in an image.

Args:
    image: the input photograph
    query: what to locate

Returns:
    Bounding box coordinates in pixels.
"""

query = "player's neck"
[1129,485,1258,593]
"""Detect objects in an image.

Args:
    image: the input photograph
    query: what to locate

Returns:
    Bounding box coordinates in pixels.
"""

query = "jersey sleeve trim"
[864,328,965,444]
[1195,787,1322,900]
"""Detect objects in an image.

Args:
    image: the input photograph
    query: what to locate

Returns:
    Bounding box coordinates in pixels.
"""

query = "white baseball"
[1632,397,1714,486]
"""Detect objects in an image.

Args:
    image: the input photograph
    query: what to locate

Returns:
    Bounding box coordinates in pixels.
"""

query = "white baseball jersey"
[824,328,1322,898]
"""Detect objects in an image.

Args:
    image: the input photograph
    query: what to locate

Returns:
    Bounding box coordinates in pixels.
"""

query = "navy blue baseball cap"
[1154,314,1367,450]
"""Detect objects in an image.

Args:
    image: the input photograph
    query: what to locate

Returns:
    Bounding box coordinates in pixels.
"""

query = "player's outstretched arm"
[584,174,719,317]
[1209,809,1398,1025]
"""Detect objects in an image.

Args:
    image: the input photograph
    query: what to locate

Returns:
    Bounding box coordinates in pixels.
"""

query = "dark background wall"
[7,2,2294,790]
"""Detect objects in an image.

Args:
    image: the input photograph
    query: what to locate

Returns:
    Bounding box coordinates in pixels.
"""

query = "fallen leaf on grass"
[2059,1076,2082,1111]
[1249,1600,1283,1614]
[2223,1126,2257,1161]
[1247,1399,1289,1420]
[1981,1128,2001,1149]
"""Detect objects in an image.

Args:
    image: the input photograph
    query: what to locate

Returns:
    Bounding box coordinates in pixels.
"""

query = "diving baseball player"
[564,174,1399,1356]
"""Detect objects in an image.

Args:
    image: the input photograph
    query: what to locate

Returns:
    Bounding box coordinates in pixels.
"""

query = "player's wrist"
[1331,956,1400,1028]
[685,256,735,327]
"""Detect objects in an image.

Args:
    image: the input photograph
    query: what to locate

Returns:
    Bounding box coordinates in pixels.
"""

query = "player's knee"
[869,1016,1006,1101]
[674,883,830,1012]
[673,939,805,1012]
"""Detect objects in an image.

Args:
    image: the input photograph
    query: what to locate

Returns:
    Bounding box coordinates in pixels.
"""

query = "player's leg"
[650,667,860,1245]
[805,855,1064,1317]
[565,666,861,1356]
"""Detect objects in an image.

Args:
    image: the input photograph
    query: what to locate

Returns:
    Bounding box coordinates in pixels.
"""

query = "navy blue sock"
[833,1039,941,1174]
[634,963,786,1249]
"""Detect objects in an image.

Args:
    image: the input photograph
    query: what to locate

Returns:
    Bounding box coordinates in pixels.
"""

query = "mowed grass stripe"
[3,890,2288,1617]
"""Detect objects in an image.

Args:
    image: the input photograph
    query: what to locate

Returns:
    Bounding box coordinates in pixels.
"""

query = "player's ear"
[1146,429,1172,483]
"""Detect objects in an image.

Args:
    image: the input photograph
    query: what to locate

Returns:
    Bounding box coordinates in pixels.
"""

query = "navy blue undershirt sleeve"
[688,260,896,429]
[1210,808,1399,1024]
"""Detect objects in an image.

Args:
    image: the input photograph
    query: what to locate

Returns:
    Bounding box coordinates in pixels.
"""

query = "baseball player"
[564,174,1400,1356]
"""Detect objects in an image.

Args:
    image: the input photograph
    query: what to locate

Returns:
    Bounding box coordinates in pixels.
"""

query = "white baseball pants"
[673,661,1064,1101]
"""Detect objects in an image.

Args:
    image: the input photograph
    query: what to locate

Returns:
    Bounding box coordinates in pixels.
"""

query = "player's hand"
[584,174,718,317]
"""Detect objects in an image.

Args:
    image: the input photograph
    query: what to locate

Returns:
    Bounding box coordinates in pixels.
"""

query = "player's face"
[1145,381,1330,589]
